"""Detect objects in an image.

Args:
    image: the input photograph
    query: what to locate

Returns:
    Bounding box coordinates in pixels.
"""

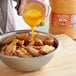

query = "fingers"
[19,0,27,16]
[18,0,49,18]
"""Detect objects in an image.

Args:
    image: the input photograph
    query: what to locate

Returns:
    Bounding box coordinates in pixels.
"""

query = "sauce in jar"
[23,2,44,39]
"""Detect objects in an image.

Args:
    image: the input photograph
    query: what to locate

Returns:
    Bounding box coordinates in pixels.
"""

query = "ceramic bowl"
[0,30,61,71]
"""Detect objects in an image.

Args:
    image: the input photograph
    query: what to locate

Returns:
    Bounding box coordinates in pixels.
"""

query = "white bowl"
[0,30,61,71]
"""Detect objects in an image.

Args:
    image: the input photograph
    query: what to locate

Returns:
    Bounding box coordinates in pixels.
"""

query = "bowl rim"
[0,30,61,60]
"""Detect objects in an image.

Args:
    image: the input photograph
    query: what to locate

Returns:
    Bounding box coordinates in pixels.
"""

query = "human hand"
[19,0,49,18]
[19,0,27,16]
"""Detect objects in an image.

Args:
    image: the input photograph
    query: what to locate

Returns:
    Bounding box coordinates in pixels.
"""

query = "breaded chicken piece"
[2,35,16,45]
[28,41,34,46]
[43,37,54,46]
[33,46,42,50]
[26,47,42,57]
[34,38,43,46]
[16,33,30,40]
[16,48,32,58]
[40,45,55,54]
[17,40,24,47]
[1,45,8,55]
[24,37,33,46]
[6,39,19,56]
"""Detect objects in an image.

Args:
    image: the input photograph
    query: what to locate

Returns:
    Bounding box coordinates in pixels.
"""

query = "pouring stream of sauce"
[22,3,44,39]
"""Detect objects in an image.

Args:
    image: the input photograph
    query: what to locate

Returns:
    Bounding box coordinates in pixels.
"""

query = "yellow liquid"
[22,3,44,39]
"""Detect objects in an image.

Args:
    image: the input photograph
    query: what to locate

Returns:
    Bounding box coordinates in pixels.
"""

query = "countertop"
[0,34,76,76]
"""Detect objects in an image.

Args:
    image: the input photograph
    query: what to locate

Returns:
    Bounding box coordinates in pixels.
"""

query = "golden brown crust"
[1,45,8,55]
[34,38,43,46]
[16,33,30,40]
[6,39,19,56]
[26,47,42,57]
[40,45,55,54]
[16,48,32,58]
[1,33,56,58]
[2,35,16,45]
[43,37,55,46]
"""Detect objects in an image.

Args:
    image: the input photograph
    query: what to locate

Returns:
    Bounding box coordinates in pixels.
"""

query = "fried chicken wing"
[26,47,42,57]
[6,39,19,56]
[40,45,55,54]
[17,40,24,47]
[33,46,42,50]
[28,41,34,46]
[34,38,43,46]
[1,45,8,55]
[2,35,16,45]
[43,37,55,46]
[16,48,32,58]
[24,37,33,46]
[16,33,30,40]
